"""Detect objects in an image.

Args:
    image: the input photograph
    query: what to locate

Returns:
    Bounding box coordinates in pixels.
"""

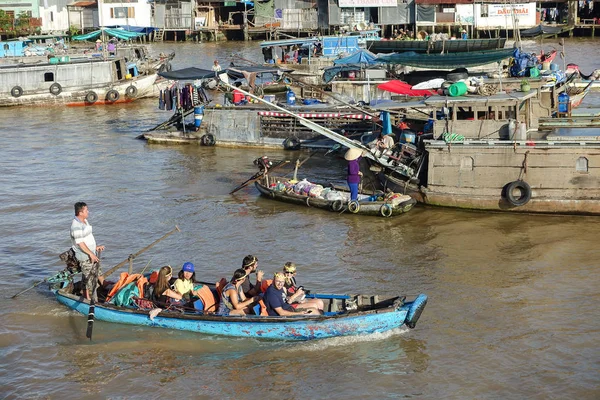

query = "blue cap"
[182,262,195,273]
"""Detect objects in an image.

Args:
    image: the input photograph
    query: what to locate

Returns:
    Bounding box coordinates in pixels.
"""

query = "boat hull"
[54,289,427,340]
[378,140,600,215]
[367,38,506,54]
[255,178,416,217]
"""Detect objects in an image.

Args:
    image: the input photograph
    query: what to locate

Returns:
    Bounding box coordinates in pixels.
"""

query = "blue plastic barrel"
[558,92,570,113]
[287,89,296,105]
[401,131,416,144]
[194,106,204,128]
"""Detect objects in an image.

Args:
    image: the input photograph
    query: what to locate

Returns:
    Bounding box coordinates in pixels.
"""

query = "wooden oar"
[86,250,102,341]
[99,226,180,280]
[11,273,63,299]
[230,160,290,194]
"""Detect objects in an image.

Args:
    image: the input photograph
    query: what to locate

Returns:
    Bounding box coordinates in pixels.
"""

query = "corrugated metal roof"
[69,1,97,7]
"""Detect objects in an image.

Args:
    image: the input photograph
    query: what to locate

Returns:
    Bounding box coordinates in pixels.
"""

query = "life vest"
[215,277,228,300]
[260,279,273,293]
[106,273,148,303]
[196,285,217,312]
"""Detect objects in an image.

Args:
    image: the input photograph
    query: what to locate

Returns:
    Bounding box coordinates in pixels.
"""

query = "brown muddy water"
[0,39,599,399]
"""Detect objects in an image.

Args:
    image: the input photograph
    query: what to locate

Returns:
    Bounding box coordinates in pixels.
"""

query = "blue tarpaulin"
[72,28,145,41]
[333,49,378,65]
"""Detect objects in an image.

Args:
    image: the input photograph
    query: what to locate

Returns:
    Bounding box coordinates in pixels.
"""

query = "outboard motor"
[253,156,272,172]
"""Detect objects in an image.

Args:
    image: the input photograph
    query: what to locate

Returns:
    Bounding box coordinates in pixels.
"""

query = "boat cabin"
[376,90,552,140]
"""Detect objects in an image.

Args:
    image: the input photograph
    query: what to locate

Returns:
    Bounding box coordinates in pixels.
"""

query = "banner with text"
[339,0,397,8]
[489,4,531,16]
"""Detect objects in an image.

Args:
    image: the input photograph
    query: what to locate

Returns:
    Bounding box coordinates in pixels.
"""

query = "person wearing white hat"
[345,148,363,201]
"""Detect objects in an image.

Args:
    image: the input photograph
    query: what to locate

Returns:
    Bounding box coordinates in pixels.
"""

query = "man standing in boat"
[70,202,105,300]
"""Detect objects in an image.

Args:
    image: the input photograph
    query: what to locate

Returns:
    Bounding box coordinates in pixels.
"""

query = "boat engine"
[254,156,273,172]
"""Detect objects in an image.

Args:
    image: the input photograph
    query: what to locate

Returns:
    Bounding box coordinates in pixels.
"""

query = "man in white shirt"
[70,202,105,300]
[211,60,222,72]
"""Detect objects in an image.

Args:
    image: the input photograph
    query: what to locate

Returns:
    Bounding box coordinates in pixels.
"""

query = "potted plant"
[520,79,531,93]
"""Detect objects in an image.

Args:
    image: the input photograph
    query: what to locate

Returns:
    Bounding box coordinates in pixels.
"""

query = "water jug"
[558,92,570,113]
[287,90,296,105]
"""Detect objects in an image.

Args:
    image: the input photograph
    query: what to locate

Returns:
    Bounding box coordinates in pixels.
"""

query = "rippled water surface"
[1,39,599,399]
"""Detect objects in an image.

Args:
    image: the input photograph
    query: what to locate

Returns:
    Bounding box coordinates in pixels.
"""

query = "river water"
[1,39,599,399]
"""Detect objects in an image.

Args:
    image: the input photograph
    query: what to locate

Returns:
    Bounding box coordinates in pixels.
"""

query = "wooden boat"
[367,38,506,54]
[52,278,427,341]
[374,49,515,69]
[255,175,417,217]
[0,52,169,107]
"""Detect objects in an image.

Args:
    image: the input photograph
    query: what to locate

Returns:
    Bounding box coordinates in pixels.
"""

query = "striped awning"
[258,111,372,119]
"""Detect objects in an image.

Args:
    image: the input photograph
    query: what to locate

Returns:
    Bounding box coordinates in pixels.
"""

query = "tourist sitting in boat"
[173,262,204,302]
[216,269,259,316]
[152,265,184,307]
[282,262,324,312]
[241,255,264,298]
[264,272,316,316]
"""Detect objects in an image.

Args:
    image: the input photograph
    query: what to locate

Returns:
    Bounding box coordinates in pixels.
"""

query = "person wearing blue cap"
[173,262,202,300]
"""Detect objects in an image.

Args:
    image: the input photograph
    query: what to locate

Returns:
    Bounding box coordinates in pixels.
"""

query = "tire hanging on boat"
[306,197,311,207]
[125,85,138,98]
[348,200,360,214]
[330,200,343,212]
[402,202,414,213]
[282,137,300,150]
[380,204,393,217]
[106,89,120,102]
[11,86,23,98]
[201,133,216,146]
[49,83,62,96]
[504,180,532,207]
[85,91,98,104]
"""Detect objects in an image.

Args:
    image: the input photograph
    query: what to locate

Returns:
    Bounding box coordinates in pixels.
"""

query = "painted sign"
[489,4,531,16]
[339,0,397,8]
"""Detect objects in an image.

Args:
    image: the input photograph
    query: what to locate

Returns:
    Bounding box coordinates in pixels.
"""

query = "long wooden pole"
[99,226,180,280]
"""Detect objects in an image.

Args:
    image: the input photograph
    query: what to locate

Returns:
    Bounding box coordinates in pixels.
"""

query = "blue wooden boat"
[52,282,427,341]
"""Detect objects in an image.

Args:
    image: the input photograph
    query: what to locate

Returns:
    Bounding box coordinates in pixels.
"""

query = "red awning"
[416,0,472,3]
[377,81,436,97]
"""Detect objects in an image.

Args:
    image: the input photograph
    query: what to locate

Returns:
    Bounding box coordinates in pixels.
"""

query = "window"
[44,72,54,82]
[50,11,54,22]
[111,7,135,19]
[576,157,589,173]
[481,4,488,17]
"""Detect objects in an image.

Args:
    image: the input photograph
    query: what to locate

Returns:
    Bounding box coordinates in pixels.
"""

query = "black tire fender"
[282,137,300,150]
[85,91,98,104]
[125,85,138,98]
[504,180,532,206]
[380,203,393,217]
[49,82,62,96]
[446,71,469,82]
[348,200,360,214]
[330,200,343,212]
[11,86,23,98]
[201,133,216,146]
[106,89,120,102]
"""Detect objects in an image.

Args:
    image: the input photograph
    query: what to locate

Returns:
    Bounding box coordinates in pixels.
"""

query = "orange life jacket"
[260,279,273,293]
[196,285,217,312]
[106,273,147,302]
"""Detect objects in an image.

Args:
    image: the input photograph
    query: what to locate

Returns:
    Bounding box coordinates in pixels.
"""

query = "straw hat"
[344,148,362,160]
[96,39,102,42]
